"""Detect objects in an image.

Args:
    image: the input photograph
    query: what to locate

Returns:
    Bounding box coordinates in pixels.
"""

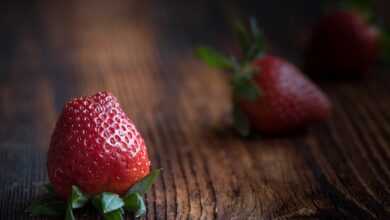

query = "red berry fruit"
[305,9,380,77]
[239,55,331,134]
[197,18,332,136]
[47,91,151,199]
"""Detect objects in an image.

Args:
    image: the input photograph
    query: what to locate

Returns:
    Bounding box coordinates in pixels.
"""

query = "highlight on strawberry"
[196,18,332,136]
[26,92,160,220]
[305,0,390,78]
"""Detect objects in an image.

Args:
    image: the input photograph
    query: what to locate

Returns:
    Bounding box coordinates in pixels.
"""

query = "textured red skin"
[305,10,379,77]
[239,56,332,134]
[47,92,151,199]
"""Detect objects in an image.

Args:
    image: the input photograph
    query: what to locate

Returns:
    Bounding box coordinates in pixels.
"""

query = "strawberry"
[304,0,390,78]
[48,91,151,198]
[27,92,160,220]
[305,9,380,77]
[239,55,331,134]
[197,18,332,136]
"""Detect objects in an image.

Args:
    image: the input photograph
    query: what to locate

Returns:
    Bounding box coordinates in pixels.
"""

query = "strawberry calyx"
[196,17,265,136]
[337,0,375,22]
[380,29,390,65]
[26,169,161,220]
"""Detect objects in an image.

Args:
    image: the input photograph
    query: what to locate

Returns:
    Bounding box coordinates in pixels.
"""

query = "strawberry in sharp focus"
[304,0,385,78]
[48,91,151,199]
[27,91,160,220]
[196,18,332,136]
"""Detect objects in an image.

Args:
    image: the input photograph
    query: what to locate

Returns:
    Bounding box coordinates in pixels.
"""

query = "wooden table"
[1,0,390,219]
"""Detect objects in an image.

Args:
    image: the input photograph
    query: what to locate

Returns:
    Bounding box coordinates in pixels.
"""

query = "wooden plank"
[0,0,390,219]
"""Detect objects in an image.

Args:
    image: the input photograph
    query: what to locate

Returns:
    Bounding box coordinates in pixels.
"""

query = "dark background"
[1,0,389,70]
[1,0,390,219]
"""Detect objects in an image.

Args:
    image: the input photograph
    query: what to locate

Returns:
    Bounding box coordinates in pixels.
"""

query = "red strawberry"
[197,18,332,135]
[305,9,380,77]
[47,91,151,199]
[239,55,331,134]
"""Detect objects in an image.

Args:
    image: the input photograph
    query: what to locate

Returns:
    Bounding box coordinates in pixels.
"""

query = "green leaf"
[233,105,251,137]
[341,0,373,11]
[69,185,88,209]
[339,0,375,21]
[246,17,265,60]
[65,204,75,220]
[103,209,124,220]
[231,66,261,102]
[195,47,234,70]
[123,192,146,218]
[233,20,251,54]
[126,169,161,196]
[380,29,390,64]
[234,81,260,101]
[249,17,261,40]
[92,192,124,214]
[26,185,89,219]
[232,17,265,61]
[65,185,89,220]
[26,184,67,217]
[25,198,66,216]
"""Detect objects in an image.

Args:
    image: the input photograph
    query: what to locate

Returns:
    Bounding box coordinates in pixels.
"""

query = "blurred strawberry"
[196,18,332,136]
[304,0,389,78]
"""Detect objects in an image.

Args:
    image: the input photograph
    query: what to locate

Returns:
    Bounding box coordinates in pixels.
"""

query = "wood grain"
[0,0,390,219]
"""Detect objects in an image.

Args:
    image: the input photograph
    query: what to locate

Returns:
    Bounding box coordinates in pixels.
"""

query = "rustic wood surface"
[1,0,390,219]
